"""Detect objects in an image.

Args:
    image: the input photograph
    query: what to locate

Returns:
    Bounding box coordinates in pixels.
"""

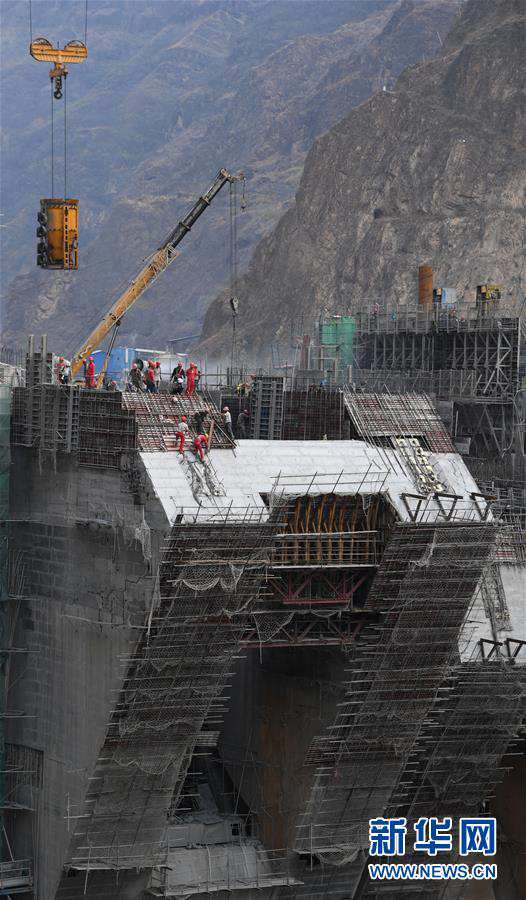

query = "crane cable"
[50,80,54,196]
[30,0,87,199]
[64,70,67,198]
[229,179,239,373]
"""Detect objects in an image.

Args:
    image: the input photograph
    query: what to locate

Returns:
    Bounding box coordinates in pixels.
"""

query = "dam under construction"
[1,292,525,899]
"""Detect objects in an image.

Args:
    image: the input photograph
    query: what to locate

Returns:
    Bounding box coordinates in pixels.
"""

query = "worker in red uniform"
[193,433,208,462]
[144,360,157,393]
[185,362,197,397]
[84,356,96,388]
[175,415,189,453]
[54,356,67,384]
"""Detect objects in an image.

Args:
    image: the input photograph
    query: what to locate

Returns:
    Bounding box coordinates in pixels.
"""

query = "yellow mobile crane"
[70,168,244,386]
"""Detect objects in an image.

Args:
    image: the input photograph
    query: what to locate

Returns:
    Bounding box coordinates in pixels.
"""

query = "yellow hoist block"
[29,38,88,65]
[37,199,78,270]
[30,38,88,99]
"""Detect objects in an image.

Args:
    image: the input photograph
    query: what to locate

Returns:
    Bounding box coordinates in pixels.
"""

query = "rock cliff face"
[200,0,526,362]
[0,0,456,352]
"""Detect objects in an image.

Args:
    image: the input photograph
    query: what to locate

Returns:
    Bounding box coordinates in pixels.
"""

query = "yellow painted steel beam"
[30,39,88,64]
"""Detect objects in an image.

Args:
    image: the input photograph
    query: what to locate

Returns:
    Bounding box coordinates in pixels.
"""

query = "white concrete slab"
[140,441,482,526]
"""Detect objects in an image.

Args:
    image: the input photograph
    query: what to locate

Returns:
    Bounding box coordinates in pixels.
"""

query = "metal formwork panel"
[249,376,284,440]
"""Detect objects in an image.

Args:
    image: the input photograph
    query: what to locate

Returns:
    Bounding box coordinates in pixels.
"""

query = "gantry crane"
[70,168,245,384]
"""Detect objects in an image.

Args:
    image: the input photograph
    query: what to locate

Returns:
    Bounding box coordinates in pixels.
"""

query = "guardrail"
[0,859,34,891]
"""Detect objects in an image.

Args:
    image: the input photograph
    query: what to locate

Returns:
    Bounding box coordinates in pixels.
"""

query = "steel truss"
[355,319,521,400]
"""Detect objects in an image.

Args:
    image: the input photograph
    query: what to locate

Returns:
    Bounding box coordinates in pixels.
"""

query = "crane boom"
[70,167,244,378]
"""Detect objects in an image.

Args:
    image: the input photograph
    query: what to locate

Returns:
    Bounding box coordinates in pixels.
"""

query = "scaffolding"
[146,845,299,896]
[10,384,236,468]
[65,514,278,872]
[293,521,526,860]
[10,386,138,466]
[6,347,525,897]
[351,305,521,338]
[354,321,521,398]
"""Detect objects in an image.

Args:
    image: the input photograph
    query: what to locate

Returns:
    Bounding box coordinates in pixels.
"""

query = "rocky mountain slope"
[200,0,526,363]
[0,0,456,353]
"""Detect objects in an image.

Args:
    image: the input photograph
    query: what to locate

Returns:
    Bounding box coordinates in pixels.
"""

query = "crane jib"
[70,168,243,376]
[161,172,232,249]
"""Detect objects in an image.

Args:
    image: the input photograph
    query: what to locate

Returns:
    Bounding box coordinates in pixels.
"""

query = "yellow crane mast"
[70,168,244,382]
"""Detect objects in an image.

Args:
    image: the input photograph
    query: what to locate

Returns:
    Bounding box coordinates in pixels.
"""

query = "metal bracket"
[470,492,495,521]
[434,492,463,521]
[401,493,427,523]
[504,638,526,662]
[479,638,502,660]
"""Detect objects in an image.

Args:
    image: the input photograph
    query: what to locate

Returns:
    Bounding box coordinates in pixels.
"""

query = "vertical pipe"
[41,334,48,384]
[418,264,433,310]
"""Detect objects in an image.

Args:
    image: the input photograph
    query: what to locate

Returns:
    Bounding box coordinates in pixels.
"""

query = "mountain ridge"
[198,0,526,362]
[0,0,456,355]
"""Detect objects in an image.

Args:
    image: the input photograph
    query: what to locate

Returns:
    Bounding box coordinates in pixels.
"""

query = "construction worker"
[175,415,189,454]
[236,408,250,439]
[54,356,67,385]
[154,361,162,391]
[170,362,185,394]
[193,432,208,462]
[185,362,197,397]
[236,380,251,398]
[144,360,157,393]
[129,362,143,391]
[193,410,207,435]
[222,406,234,440]
[84,356,96,388]
[107,380,118,392]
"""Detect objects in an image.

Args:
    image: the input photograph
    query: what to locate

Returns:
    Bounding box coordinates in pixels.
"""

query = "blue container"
[90,346,163,387]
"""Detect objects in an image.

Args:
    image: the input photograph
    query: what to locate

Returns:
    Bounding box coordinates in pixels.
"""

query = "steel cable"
[64,72,67,198]
[50,80,54,197]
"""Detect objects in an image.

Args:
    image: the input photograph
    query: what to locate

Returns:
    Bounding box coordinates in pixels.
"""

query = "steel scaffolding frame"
[292,521,524,861]
[65,514,278,871]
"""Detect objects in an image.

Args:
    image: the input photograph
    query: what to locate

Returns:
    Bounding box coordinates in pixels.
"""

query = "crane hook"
[53,75,63,99]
